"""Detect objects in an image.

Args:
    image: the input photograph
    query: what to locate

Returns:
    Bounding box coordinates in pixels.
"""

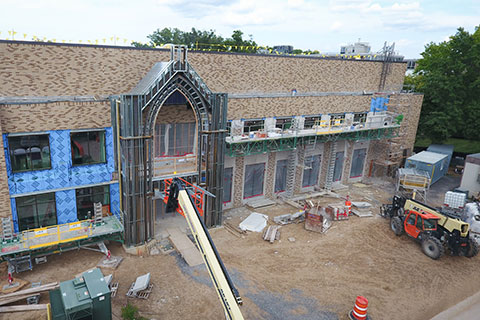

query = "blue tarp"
[370,96,389,112]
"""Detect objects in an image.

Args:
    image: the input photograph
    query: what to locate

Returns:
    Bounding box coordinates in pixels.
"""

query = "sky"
[0,0,479,58]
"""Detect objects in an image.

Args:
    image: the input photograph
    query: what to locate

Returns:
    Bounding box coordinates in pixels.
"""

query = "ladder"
[1,218,13,241]
[285,150,297,198]
[94,202,103,224]
[325,141,337,191]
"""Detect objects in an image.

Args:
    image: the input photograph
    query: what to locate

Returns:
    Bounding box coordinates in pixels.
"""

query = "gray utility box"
[49,268,111,320]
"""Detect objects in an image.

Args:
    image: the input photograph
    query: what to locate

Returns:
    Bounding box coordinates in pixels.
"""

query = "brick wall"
[155,104,196,124]
[227,95,373,119]
[0,41,406,97]
[0,120,11,218]
[233,156,244,207]
[265,152,276,199]
[0,100,111,133]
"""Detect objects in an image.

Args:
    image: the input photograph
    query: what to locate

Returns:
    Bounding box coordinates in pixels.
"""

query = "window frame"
[304,116,321,129]
[70,130,106,166]
[16,193,57,231]
[76,185,111,221]
[243,119,264,134]
[8,134,52,173]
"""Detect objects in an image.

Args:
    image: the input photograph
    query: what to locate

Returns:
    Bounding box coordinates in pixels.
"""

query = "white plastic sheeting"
[239,212,268,232]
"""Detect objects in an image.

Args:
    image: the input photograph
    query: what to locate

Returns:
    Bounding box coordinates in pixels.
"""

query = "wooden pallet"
[110,282,119,298]
[126,282,153,299]
[136,284,154,300]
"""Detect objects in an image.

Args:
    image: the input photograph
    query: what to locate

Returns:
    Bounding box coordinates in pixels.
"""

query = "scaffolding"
[396,168,431,202]
[112,46,227,246]
[226,126,399,157]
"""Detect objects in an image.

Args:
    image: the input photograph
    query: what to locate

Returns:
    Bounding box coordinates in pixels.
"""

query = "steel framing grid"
[226,126,399,157]
[112,46,227,246]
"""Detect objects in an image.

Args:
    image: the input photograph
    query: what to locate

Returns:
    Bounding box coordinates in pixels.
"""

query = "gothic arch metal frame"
[114,47,227,246]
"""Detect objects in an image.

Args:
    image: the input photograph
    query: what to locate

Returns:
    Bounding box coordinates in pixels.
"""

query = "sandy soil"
[2,175,478,320]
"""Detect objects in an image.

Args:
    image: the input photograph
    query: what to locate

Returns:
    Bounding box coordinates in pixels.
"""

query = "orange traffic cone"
[349,296,370,320]
[345,195,352,215]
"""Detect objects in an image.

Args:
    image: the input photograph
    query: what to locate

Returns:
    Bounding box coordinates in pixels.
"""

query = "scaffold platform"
[0,216,124,269]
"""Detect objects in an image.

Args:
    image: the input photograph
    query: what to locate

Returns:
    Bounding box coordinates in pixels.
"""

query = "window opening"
[71,130,106,165]
[16,193,57,231]
[223,167,233,203]
[302,154,321,187]
[243,120,264,134]
[304,116,321,129]
[275,159,288,193]
[350,148,367,178]
[244,163,265,198]
[76,185,110,220]
[9,134,51,172]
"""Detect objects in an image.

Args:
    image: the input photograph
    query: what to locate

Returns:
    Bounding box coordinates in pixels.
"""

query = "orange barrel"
[349,296,369,320]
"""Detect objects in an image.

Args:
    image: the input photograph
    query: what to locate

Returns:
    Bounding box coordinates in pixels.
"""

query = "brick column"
[342,140,354,184]
[265,152,276,199]
[319,142,332,189]
[233,156,244,207]
[293,147,305,194]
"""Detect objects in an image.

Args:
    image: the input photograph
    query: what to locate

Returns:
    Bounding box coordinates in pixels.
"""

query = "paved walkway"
[431,290,480,320]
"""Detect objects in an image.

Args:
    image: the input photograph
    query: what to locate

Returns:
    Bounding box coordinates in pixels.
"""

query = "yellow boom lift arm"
[166,178,244,320]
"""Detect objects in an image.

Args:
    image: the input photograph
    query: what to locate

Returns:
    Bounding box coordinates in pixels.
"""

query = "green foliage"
[414,26,480,142]
[121,302,148,320]
[136,27,257,53]
[415,137,480,154]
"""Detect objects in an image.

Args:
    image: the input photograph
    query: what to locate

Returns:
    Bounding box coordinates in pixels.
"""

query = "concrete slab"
[132,273,150,293]
[246,198,276,209]
[167,228,203,267]
[351,209,374,218]
[97,256,123,269]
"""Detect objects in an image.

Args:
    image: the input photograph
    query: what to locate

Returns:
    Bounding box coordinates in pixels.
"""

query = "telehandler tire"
[422,237,444,260]
[390,217,404,236]
[465,238,479,258]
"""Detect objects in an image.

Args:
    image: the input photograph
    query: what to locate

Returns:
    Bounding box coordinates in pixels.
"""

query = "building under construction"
[0,41,423,248]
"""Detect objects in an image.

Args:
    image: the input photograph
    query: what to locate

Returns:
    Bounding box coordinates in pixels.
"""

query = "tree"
[135,28,259,53]
[223,30,257,53]
[414,26,480,142]
[145,27,224,49]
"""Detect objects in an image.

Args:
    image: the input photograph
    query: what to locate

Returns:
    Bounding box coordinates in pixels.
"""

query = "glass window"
[244,163,265,198]
[71,131,106,165]
[424,219,437,230]
[16,193,57,231]
[223,167,233,203]
[275,159,288,193]
[406,213,416,225]
[416,216,423,229]
[304,116,321,129]
[353,113,367,123]
[76,186,110,220]
[302,155,321,187]
[243,120,264,134]
[154,123,196,157]
[350,148,367,178]
[8,135,51,172]
[275,118,292,131]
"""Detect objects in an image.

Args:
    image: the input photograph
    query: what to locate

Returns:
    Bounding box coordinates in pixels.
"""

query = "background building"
[0,41,423,246]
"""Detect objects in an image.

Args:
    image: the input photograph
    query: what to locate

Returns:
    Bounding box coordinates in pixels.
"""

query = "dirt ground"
[3,174,479,320]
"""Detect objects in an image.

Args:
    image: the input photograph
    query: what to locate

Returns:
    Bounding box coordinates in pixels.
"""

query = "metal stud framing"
[112,46,227,246]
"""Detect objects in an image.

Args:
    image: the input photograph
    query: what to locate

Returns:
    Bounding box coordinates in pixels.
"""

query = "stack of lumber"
[0,282,58,312]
